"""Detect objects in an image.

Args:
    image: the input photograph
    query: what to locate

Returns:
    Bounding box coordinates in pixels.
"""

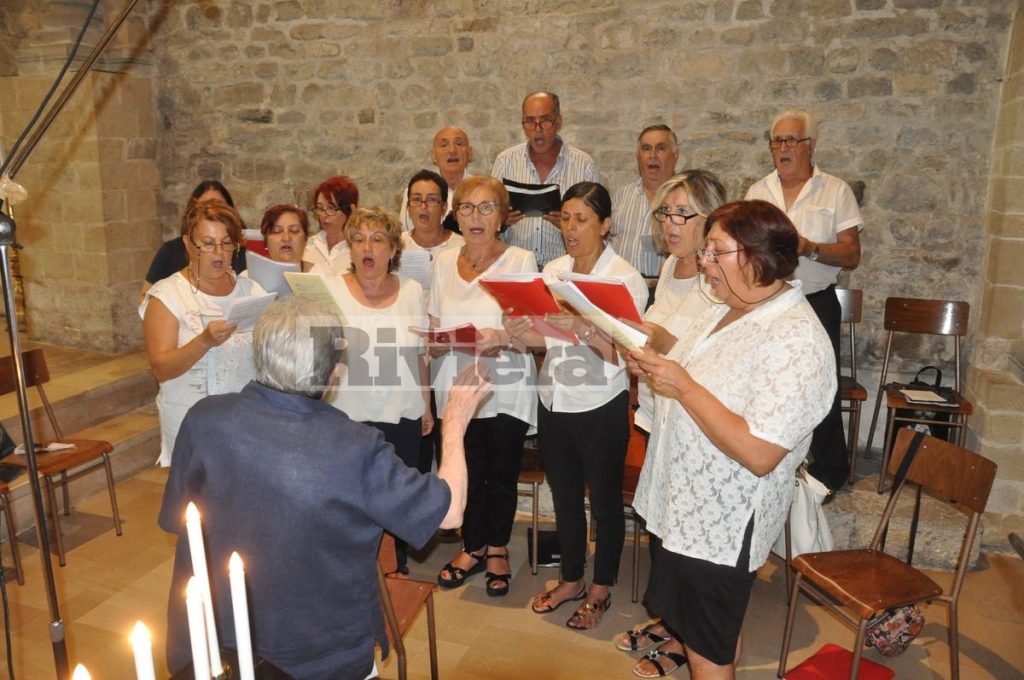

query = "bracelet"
[581,325,597,343]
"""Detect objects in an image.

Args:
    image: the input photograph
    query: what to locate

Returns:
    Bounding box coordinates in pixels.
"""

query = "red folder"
[784,644,894,680]
[478,276,578,343]
[558,274,643,324]
[409,324,482,348]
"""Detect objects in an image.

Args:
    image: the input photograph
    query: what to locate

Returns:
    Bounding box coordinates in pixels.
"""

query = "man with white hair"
[159,296,490,679]
[745,109,863,491]
[399,125,474,231]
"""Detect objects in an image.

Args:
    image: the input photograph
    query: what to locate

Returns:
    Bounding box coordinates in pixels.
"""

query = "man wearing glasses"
[492,91,599,266]
[610,124,680,279]
[745,109,863,492]
[399,126,474,231]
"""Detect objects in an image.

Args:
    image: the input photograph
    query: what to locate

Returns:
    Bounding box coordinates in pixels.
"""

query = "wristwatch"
[807,242,821,261]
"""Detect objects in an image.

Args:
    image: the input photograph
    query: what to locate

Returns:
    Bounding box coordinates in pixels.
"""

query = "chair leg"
[61,470,70,516]
[427,593,439,680]
[777,571,803,677]
[631,513,641,603]
[783,516,792,604]
[850,618,870,680]
[102,453,123,536]
[43,476,67,567]
[848,402,861,484]
[877,410,896,494]
[949,600,960,680]
[530,481,539,575]
[1,493,24,585]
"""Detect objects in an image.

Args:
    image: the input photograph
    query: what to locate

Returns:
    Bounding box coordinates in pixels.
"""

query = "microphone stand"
[0,212,68,679]
[0,1,142,676]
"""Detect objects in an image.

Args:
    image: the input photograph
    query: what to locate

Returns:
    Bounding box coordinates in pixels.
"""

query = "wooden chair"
[777,429,997,680]
[0,349,123,566]
[0,481,24,584]
[517,440,545,575]
[864,297,973,493]
[377,533,439,680]
[836,289,868,483]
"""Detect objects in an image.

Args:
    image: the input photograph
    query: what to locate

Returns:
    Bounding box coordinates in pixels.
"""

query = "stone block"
[987,238,1024,287]
[848,76,893,98]
[981,285,1024,338]
[894,73,938,97]
[894,0,941,8]
[988,211,1024,238]
[946,72,977,95]
[736,0,763,20]
[218,82,264,106]
[825,47,859,74]
[847,16,929,38]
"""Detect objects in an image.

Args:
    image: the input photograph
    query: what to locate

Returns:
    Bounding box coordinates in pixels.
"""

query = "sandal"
[566,594,611,630]
[615,623,671,652]
[484,551,512,597]
[437,549,485,588]
[531,583,586,614]
[633,648,687,678]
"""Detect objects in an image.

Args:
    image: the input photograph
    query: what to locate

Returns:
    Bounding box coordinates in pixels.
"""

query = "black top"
[145,237,247,284]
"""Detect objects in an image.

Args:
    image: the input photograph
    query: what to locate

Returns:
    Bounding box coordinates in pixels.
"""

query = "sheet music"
[399,250,432,289]
[217,292,277,332]
[246,250,300,296]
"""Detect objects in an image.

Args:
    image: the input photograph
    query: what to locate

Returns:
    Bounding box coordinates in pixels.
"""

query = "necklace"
[648,271,702,326]
[461,243,500,272]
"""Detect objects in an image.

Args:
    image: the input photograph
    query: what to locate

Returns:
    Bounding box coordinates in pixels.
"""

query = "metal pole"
[0,213,68,679]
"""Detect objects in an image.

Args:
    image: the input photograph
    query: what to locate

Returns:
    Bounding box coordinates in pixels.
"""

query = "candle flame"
[185,501,200,523]
[71,664,91,680]
[131,620,151,646]
[229,551,244,573]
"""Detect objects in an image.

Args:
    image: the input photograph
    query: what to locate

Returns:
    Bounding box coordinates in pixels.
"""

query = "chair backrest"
[885,428,996,516]
[0,349,62,439]
[378,532,399,574]
[883,297,969,336]
[836,289,862,381]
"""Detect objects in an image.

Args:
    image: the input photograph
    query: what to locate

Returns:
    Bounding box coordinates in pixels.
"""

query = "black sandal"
[633,649,687,678]
[484,551,512,597]
[437,549,485,588]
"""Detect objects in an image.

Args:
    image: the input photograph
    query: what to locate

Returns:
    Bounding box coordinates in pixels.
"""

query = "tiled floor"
[1,469,1022,679]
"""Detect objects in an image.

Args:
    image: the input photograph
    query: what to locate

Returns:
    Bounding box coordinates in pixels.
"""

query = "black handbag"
[891,365,954,444]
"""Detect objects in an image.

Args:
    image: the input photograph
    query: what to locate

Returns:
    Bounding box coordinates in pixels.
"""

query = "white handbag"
[772,466,834,558]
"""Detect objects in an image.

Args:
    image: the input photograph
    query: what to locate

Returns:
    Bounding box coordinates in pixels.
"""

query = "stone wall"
[967,2,1024,541]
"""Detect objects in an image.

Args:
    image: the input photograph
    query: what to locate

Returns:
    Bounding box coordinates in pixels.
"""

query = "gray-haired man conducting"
[159,295,490,679]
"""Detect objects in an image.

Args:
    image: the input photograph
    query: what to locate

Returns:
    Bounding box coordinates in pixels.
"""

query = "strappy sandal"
[566,593,611,630]
[615,623,671,652]
[436,549,485,588]
[633,648,687,678]
[484,551,512,597]
[531,583,586,613]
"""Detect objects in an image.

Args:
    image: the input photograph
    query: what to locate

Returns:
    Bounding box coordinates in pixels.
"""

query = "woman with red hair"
[304,175,359,274]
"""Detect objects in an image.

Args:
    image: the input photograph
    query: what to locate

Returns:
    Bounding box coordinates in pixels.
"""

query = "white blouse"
[326,276,427,424]
[633,282,836,570]
[140,272,266,466]
[303,231,352,275]
[539,246,648,413]
[428,246,538,425]
[634,255,717,432]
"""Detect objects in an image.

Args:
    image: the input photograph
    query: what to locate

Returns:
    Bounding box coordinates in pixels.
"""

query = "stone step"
[3,404,160,535]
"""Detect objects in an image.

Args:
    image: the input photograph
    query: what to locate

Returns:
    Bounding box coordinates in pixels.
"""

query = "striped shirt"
[491,139,599,267]
[610,179,665,277]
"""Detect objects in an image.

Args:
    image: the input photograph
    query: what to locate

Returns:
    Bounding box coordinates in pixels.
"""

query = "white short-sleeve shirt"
[633,282,837,570]
[303,230,352,275]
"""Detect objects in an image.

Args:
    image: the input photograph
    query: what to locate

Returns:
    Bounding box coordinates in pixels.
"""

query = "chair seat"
[793,549,942,620]
[2,439,113,476]
[884,384,972,416]
[382,575,435,637]
[839,376,867,401]
[519,469,544,484]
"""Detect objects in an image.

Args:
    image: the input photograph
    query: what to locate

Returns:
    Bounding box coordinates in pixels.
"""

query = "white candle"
[228,552,256,680]
[71,664,91,680]
[186,577,211,679]
[130,621,156,680]
[185,502,223,675]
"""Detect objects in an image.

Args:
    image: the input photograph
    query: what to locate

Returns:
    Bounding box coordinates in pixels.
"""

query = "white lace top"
[140,272,266,466]
[633,282,836,570]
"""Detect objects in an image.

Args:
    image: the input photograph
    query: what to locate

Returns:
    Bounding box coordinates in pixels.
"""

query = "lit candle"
[130,621,156,680]
[186,577,211,680]
[228,552,255,680]
[185,502,223,675]
[71,664,91,680]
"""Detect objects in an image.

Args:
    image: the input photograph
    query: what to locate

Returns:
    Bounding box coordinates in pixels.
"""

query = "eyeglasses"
[454,201,498,217]
[310,205,346,217]
[191,240,238,253]
[768,137,811,150]
[653,208,701,225]
[695,247,742,264]
[409,196,444,208]
[521,117,557,130]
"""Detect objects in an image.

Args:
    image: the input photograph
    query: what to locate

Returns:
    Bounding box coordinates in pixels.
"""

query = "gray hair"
[253,296,344,399]
[771,109,818,140]
[650,170,728,252]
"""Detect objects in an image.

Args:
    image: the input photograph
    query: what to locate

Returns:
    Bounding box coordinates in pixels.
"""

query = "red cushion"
[785,643,894,680]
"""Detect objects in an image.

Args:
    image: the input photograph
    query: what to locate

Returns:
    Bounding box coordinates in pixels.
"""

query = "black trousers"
[804,285,849,490]
[539,391,630,586]
[449,414,530,552]
[366,417,423,570]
